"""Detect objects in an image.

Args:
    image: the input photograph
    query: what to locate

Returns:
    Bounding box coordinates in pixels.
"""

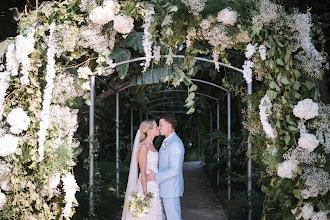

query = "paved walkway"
[182,161,228,220]
[116,161,228,219]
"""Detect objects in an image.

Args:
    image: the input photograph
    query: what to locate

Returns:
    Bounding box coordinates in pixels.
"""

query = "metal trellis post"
[116,92,120,199]
[89,75,95,216]
[217,101,220,186]
[227,92,231,200]
[247,82,253,220]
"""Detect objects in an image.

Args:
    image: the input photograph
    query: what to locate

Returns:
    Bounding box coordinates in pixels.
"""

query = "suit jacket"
[155,132,185,198]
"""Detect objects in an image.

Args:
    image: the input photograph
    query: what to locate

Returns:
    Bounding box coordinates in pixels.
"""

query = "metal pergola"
[88,55,253,219]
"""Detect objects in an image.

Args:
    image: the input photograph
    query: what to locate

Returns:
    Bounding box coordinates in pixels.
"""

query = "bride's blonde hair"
[139,120,154,142]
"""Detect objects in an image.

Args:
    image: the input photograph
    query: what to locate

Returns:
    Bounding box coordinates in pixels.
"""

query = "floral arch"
[0,0,329,219]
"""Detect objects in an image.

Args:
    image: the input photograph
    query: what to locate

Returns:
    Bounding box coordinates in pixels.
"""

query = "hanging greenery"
[0,0,329,219]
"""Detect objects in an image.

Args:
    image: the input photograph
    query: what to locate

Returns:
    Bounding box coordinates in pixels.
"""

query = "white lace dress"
[136,143,165,220]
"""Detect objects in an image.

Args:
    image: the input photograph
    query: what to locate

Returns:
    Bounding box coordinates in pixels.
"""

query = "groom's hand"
[147,170,156,182]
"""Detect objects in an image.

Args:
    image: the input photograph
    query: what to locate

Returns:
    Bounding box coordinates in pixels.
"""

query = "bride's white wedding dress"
[121,130,164,220]
[136,143,164,220]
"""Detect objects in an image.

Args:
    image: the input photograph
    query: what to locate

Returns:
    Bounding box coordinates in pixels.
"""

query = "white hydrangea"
[245,43,255,59]
[259,44,267,60]
[89,0,120,25]
[113,15,134,34]
[300,203,314,220]
[301,188,318,200]
[0,134,19,157]
[277,160,298,179]
[298,133,319,152]
[242,60,253,83]
[293,99,318,120]
[216,8,237,26]
[0,191,6,210]
[62,172,78,217]
[200,19,211,29]
[49,173,61,189]
[7,108,31,134]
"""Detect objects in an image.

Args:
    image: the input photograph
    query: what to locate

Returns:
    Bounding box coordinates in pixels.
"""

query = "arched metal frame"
[89,55,253,219]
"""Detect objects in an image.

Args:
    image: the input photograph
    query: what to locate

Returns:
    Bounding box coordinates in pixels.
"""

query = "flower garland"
[259,94,276,139]
[142,7,155,72]
[62,172,78,217]
[37,23,56,162]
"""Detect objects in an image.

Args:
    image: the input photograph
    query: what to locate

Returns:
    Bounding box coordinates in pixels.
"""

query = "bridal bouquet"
[126,191,154,217]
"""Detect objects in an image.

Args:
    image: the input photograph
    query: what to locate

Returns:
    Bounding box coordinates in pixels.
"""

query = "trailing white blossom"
[252,0,283,32]
[6,108,31,134]
[0,191,6,210]
[212,49,220,71]
[242,60,253,83]
[199,19,210,29]
[37,23,56,162]
[259,44,267,60]
[277,159,298,179]
[0,134,19,157]
[245,43,255,59]
[5,44,19,76]
[15,28,36,85]
[259,94,276,139]
[216,8,237,26]
[302,167,330,195]
[181,0,207,16]
[142,8,155,72]
[113,15,134,34]
[0,71,11,119]
[293,99,319,120]
[89,0,119,25]
[298,133,319,152]
[153,45,161,64]
[62,172,78,217]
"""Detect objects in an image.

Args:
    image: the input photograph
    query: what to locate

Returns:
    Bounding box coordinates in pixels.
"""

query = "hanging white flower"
[245,43,255,59]
[259,44,267,60]
[89,0,120,25]
[242,60,253,83]
[298,133,319,152]
[277,160,298,179]
[6,44,19,76]
[259,94,276,139]
[200,19,211,29]
[62,172,78,217]
[216,8,237,26]
[7,108,31,134]
[0,71,11,119]
[113,15,134,34]
[0,191,6,210]
[142,7,155,73]
[0,134,19,157]
[293,99,319,120]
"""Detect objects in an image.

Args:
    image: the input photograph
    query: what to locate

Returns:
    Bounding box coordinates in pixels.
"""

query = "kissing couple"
[121,114,185,220]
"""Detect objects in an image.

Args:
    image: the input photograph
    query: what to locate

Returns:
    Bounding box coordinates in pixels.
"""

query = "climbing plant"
[0,0,329,219]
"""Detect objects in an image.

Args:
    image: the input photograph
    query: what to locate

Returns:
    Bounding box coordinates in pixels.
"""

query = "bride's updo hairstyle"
[139,120,154,142]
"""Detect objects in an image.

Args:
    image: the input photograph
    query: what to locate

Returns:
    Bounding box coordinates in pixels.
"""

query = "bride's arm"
[137,144,148,197]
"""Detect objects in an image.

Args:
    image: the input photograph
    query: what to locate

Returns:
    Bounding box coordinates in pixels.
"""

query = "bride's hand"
[147,169,156,182]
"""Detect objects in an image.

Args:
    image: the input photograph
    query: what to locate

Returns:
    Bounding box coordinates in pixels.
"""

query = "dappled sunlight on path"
[182,161,228,220]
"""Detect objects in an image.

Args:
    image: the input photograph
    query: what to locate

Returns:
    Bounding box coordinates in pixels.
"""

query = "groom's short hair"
[160,114,177,129]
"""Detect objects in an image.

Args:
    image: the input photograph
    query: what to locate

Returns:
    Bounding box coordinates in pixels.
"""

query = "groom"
[147,114,185,220]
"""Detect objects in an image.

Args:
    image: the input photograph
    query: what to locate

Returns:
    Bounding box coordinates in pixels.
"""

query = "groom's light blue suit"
[155,132,185,220]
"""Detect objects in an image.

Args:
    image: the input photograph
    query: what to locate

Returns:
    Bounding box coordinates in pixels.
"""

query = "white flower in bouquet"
[0,191,6,209]
[126,191,153,217]
[245,43,255,59]
[242,60,253,83]
[0,134,19,157]
[216,8,237,26]
[277,160,298,179]
[300,203,314,220]
[113,15,134,34]
[298,133,319,152]
[200,19,211,29]
[89,0,119,25]
[311,211,329,220]
[7,108,31,134]
[259,44,267,60]
[293,99,319,120]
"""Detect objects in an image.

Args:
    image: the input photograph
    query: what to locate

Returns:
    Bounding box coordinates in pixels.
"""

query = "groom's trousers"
[162,197,182,220]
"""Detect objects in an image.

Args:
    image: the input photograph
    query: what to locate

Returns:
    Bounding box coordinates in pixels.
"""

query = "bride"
[121,120,165,220]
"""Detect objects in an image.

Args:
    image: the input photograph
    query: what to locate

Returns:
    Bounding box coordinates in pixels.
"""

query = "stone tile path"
[181,161,228,220]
